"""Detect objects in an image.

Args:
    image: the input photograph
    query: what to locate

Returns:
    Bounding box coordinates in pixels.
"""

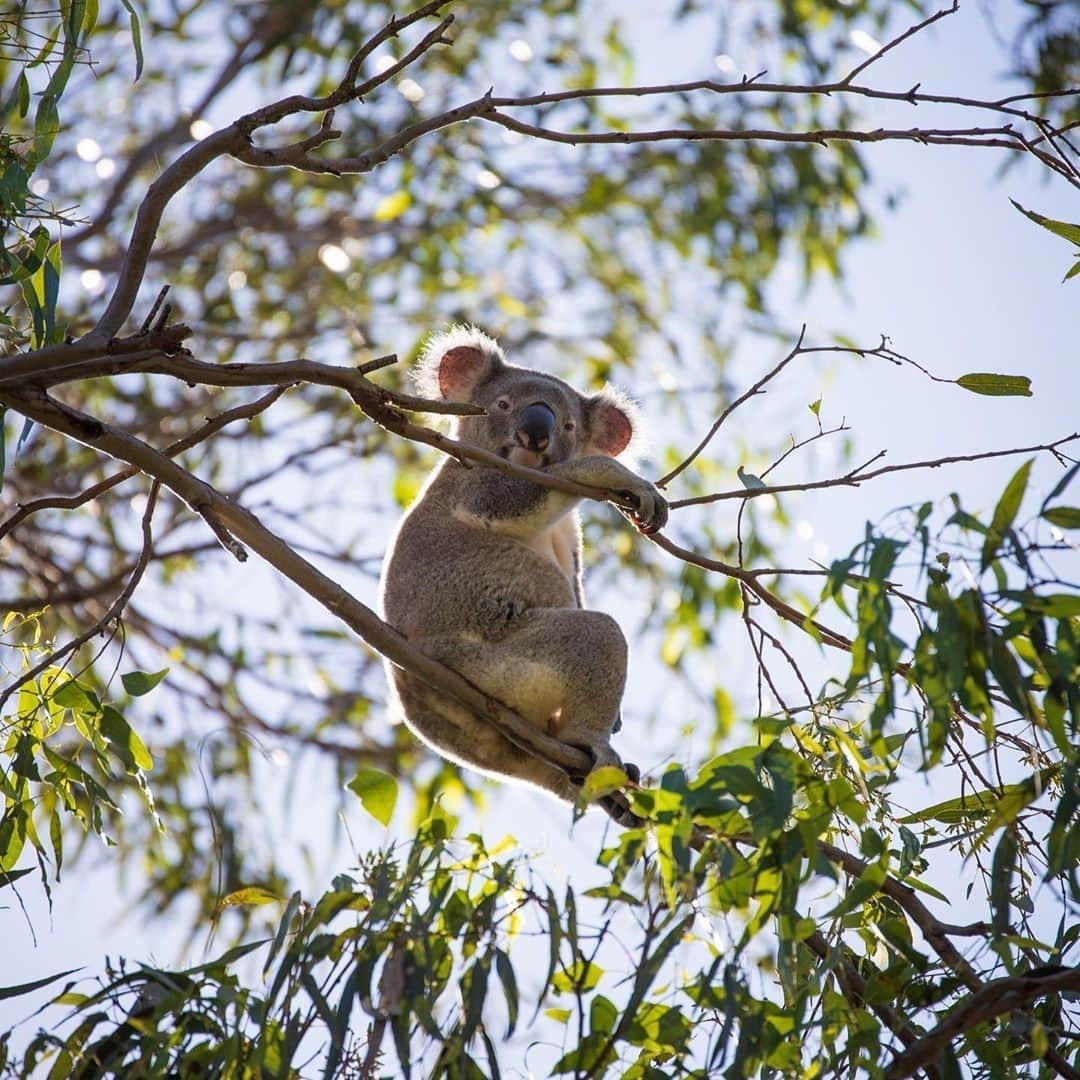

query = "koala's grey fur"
[378,327,667,824]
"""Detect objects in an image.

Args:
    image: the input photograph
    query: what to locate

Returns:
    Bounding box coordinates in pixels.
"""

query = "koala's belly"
[383,516,575,639]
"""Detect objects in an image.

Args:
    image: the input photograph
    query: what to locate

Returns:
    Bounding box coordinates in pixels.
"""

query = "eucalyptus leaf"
[954,373,1033,397]
[346,767,397,826]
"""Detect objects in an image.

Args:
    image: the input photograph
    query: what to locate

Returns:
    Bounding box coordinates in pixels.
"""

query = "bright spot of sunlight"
[318,244,350,272]
[76,138,101,162]
[509,39,533,62]
[850,29,881,55]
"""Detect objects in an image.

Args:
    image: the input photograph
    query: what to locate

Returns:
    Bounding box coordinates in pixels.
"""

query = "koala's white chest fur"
[525,516,579,594]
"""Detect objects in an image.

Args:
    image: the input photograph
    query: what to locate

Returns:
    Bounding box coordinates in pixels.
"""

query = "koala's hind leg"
[421,606,633,785]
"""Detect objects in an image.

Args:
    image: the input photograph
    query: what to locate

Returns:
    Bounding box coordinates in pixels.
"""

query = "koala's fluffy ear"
[415,325,504,402]
[585,386,642,459]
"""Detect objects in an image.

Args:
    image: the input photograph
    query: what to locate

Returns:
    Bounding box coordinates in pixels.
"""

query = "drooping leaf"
[119,0,144,79]
[346,767,398,826]
[1043,507,1080,530]
[99,705,154,771]
[954,373,1033,398]
[0,968,81,1000]
[981,458,1032,570]
[1011,199,1080,245]
[120,667,169,696]
[216,887,282,913]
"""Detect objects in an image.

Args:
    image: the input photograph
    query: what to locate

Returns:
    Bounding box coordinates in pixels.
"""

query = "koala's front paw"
[622,479,668,535]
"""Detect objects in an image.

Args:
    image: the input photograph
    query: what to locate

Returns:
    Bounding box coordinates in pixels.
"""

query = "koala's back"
[380,463,577,644]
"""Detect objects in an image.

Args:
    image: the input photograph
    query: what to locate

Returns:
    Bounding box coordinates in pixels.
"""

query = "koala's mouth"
[504,446,549,469]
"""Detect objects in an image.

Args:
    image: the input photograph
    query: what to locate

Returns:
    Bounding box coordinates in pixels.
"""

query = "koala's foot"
[620,479,668,535]
[599,794,643,829]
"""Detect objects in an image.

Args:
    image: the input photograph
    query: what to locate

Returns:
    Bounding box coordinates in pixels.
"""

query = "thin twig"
[840,2,959,86]
[0,480,161,712]
[669,434,1080,509]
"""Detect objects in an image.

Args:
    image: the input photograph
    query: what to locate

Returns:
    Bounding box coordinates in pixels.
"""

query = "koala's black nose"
[515,402,557,452]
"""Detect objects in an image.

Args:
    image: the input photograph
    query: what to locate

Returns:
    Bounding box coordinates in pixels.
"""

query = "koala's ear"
[415,326,504,402]
[586,387,640,458]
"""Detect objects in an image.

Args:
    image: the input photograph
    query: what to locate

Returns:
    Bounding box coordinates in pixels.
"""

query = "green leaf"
[119,0,144,80]
[120,667,169,696]
[373,190,411,222]
[1064,259,1080,283]
[494,950,519,1038]
[827,860,886,917]
[216,886,282,912]
[346,767,397,826]
[737,465,766,490]
[954,373,1032,398]
[1043,507,1080,530]
[99,705,154,771]
[263,889,303,977]
[808,397,822,418]
[51,679,98,712]
[578,765,628,803]
[551,959,603,994]
[991,829,1016,936]
[82,0,100,41]
[1011,199,1080,245]
[899,770,1057,829]
[590,994,618,1035]
[0,968,81,1001]
[981,459,1032,571]
[0,866,34,891]
[32,93,60,166]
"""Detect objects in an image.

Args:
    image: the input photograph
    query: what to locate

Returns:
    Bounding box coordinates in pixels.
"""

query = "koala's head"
[415,326,641,468]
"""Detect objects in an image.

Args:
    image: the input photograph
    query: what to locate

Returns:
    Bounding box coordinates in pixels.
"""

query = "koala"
[379,327,667,825]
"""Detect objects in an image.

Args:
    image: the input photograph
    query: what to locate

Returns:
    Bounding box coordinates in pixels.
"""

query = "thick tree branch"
[885,967,1080,1079]
[0,387,597,788]
[0,386,286,542]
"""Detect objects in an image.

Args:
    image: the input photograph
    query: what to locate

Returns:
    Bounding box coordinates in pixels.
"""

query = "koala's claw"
[623,483,668,535]
[623,761,641,784]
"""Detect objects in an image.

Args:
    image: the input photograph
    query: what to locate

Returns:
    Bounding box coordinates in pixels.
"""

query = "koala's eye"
[564,420,576,432]
[495,397,511,411]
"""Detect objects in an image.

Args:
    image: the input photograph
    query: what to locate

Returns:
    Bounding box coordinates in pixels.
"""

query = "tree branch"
[0,387,597,788]
[669,434,1080,509]
[884,967,1080,1079]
